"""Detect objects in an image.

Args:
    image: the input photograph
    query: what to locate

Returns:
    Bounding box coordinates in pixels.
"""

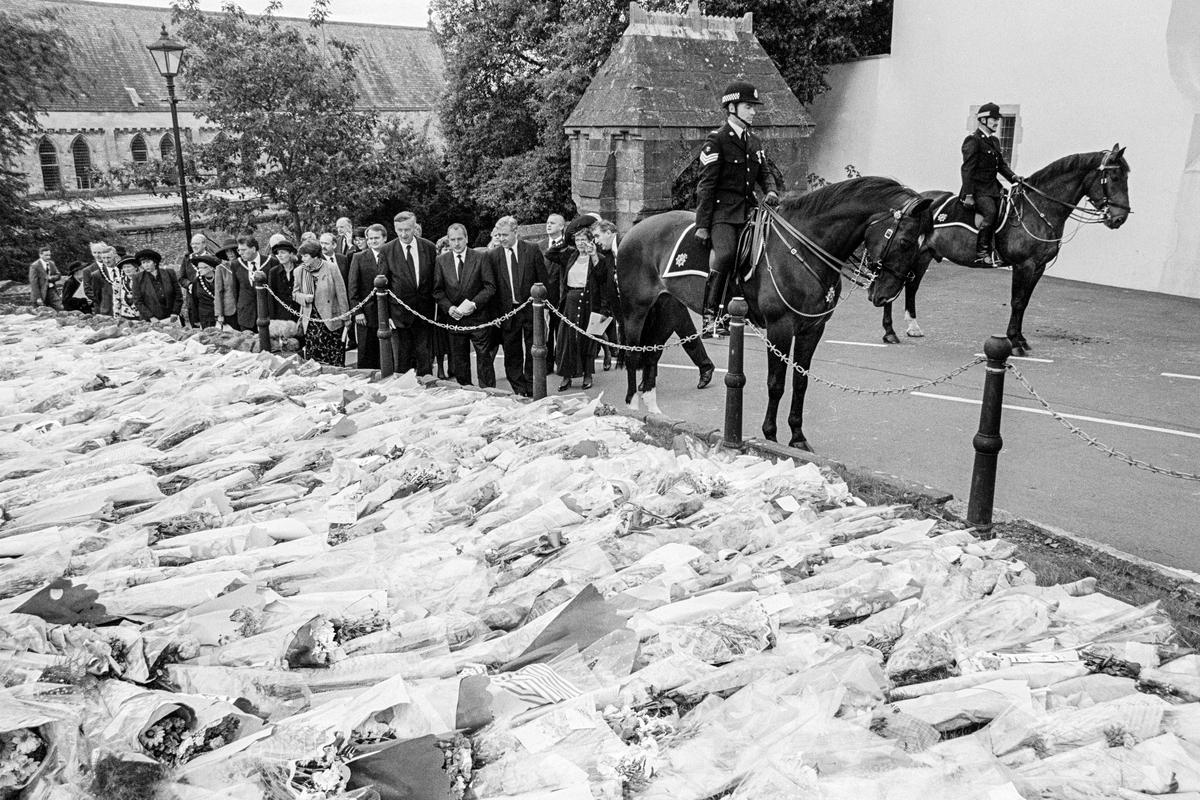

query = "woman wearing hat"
[113,256,142,320]
[213,238,241,329]
[292,240,350,366]
[186,255,221,328]
[267,238,300,322]
[694,80,780,335]
[552,214,611,392]
[960,102,1021,267]
[131,248,182,323]
[61,261,92,313]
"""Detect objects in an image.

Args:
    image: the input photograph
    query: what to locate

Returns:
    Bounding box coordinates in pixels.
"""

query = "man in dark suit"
[334,217,355,257]
[85,245,119,316]
[488,215,548,397]
[228,235,279,331]
[539,213,567,374]
[28,246,60,307]
[320,232,351,287]
[960,102,1021,267]
[382,211,437,375]
[433,223,497,387]
[348,224,389,370]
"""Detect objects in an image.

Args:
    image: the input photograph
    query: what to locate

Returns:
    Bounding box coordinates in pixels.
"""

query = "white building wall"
[806,0,1200,298]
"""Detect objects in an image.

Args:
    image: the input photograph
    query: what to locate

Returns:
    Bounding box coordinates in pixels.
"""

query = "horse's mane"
[1027,150,1131,185]
[779,176,913,216]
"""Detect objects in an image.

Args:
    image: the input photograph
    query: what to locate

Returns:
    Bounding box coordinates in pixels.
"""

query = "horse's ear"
[912,198,933,215]
[1116,145,1126,159]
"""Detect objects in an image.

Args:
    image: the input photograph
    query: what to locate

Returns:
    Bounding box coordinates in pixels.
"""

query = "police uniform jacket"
[960,128,1017,200]
[695,121,779,229]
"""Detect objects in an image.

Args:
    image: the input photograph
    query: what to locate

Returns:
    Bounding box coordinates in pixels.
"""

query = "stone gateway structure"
[565,1,813,231]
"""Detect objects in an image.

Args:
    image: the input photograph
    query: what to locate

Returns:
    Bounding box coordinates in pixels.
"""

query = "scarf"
[295,260,324,331]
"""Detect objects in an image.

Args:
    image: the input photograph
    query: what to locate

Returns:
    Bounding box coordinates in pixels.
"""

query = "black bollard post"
[373,275,394,378]
[967,335,1013,530]
[530,283,548,400]
[253,270,271,354]
[723,296,747,446]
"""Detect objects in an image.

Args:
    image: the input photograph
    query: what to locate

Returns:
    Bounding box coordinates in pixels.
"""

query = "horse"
[616,176,932,450]
[879,146,1131,354]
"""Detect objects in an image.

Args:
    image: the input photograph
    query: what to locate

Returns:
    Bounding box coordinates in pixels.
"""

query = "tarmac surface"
[556,264,1200,571]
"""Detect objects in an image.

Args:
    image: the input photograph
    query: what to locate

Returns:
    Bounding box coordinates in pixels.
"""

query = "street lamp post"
[146,25,193,252]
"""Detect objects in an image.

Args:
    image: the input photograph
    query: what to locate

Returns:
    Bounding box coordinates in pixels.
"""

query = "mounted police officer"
[696,80,780,334]
[960,102,1021,267]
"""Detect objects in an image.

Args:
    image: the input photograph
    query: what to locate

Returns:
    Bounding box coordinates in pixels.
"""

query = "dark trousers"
[356,321,380,370]
[393,320,431,376]
[447,332,472,385]
[546,314,558,372]
[472,328,497,388]
[705,222,742,312]
[976,194,1000,253]
[499,310,533,395]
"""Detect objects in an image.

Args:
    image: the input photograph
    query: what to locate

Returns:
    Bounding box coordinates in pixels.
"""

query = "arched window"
[160,133,174,161]
[130,133,148,163]
[71,136,93,190]
[38,137,60,192]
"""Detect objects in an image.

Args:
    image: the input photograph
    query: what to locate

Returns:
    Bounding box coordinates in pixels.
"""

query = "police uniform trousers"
[709,222,744,308]
[975,195,1001,254]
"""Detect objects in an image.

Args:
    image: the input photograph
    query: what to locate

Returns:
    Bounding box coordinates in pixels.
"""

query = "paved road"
[555,266,1200,570]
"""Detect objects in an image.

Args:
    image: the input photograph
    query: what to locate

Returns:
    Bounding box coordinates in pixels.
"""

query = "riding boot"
[973,228,996,268]
[701,266,728,338]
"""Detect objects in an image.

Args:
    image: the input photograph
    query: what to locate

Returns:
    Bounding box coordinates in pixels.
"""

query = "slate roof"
[4,0,444,113]
[566,2,811,130]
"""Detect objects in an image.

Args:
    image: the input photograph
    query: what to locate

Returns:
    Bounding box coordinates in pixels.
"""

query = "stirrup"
[701,312,717,338]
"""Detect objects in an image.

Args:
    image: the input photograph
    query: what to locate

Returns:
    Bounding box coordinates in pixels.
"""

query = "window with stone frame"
[38,137,61,192]
[160,133,174,161]
[131,133,149,163]
[71,136,93,190]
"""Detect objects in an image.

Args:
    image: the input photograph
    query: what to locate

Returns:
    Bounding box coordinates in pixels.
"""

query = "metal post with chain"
[253,270,271,354]
[967,336,1013,529]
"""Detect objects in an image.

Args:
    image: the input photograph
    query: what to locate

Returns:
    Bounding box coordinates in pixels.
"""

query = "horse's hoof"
[762,431,777,442]
[905,322,924,338]
[1011,344,1027,357]
[697,365,714,390]
[789,439,813,452]
[883,331,900,344]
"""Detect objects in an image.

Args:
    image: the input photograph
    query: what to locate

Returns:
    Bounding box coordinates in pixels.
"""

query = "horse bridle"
[1091,150,1131,214]
[862,195,925,285]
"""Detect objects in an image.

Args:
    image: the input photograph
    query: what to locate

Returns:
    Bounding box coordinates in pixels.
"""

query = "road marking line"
[826,340,888,348]
[974,353,1054,363]
[1162,372,1200,381]
[656,363,728,373]
[911,391,1200,441]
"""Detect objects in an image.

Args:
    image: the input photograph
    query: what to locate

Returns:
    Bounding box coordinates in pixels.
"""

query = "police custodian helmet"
[976,102,1002,120]
[720,81,763,108]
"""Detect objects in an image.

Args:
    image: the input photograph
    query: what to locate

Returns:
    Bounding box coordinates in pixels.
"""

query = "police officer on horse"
[696,81,781,334]
[960,102,1022,267]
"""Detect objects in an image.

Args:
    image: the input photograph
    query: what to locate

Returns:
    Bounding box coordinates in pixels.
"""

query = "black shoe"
[715,321,730,337]
[558,379,573,392]
[697,364,715,390]
[581,376,593,390]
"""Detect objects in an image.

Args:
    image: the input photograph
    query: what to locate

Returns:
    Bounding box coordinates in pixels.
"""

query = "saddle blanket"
[931,194,1012,233]
[661,220,762,282]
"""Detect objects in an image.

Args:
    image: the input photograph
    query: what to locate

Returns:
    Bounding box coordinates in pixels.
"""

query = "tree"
[0,8,111,279]
[431,0,891,223]
[170,0,389,236]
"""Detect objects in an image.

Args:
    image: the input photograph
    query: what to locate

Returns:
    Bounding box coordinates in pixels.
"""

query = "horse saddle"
[931,193,1013,233]
[661,209,767,282]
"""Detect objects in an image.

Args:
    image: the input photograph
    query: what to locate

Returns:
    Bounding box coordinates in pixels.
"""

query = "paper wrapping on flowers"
[9,312,1200,798]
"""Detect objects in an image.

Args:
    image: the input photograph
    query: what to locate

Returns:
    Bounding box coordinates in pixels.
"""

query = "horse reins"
[757,196,920,318]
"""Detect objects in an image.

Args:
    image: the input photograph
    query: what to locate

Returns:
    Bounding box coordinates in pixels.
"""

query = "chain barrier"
[262,283,376,323]
[545,301,729,353]
[746,321,984,395]
[1007,364,1200,482]
[386,290,530,332]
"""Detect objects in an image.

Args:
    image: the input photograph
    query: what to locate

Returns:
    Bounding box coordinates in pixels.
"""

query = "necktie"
[455,255,463,282]
[506,248,517,304]
[404,244,415,284]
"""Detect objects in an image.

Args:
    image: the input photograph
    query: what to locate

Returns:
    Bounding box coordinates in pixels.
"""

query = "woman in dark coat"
[554,215,612,392]
[131,248,181,322]
[186,255,220,328]
[61,262,92,313]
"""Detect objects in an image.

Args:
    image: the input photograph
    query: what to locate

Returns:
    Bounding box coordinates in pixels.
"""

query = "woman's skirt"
[554,287,596,379]
[303,309,345,366]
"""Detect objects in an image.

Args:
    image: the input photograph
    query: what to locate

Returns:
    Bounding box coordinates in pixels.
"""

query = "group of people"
[27,80,1020,398]
[26,211,637,397]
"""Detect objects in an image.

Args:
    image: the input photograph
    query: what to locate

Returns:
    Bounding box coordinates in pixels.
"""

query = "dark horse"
[617,177,932,449]
[881,146,1131,354]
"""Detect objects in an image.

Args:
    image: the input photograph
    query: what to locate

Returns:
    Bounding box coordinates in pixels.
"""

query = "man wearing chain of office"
[694,80,780,336]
